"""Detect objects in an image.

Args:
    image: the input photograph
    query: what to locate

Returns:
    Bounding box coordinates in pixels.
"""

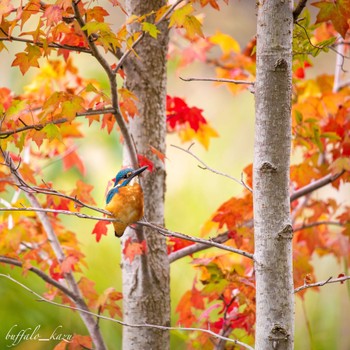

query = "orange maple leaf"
[123,237,147,263]
[12,44,41,75]
[313,0,350,38]
[92,220,109,242]
[62,149,85,175]
[70,180,96,206]
[149,145,166,163]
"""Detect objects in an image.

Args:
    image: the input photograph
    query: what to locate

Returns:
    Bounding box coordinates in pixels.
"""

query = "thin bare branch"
[180,76,254,85]
[139,221,254,260]
[290,171,345,202]
[293,0,308,22]
[294,275,350,293]
[294,221,344,232]
[0,108,116,139]
[0,204,253,260]
[0,206,111,220]
[0,256,76,300]
[0,273,254,350]
[0,34,92,53]
[169,232,230,263]
[171,144,253,192]
[333,37,346,92]
[1,148,108,215]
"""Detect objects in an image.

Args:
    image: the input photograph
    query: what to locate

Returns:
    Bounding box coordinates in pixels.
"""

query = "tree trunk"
[121,1,170,350]
[253,1,294,349]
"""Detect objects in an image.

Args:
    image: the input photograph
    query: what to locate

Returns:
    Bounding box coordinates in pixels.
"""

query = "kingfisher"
[105,166,147,237]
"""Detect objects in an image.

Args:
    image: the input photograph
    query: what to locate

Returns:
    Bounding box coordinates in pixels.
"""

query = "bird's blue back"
[106,168,134,204]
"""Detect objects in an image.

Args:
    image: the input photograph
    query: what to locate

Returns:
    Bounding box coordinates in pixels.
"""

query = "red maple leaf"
[49,260,64,281]
[167,237,194,254]
[92,220,109,242]
[137,154,154,172]
[166,95,207,132]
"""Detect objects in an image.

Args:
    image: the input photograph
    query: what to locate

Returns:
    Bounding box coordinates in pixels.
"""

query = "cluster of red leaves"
[166,95,218,149]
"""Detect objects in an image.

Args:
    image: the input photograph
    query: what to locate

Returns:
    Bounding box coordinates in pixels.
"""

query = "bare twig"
[139,221,254,260]
[0,35,92,53]
[0,256,76,300]
[0,108,116,139]
[0,206,111,220]
[293,0,308,22]
[333,37,346,92]
[290,171,345,202]
[171,144,253,192]
[0,274,254,350]
[0,207,252,260]
[294,221,344,232]
[294,275,350,293]
[180,77,254,85]
[1,148,108,215]
[169,232,230,263]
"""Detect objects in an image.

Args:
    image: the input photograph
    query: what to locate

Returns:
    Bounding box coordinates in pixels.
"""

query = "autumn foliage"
[0,0,350,349]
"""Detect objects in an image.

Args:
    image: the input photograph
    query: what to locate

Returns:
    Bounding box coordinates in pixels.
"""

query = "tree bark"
[254,1,294,350]
[122,1,170,350]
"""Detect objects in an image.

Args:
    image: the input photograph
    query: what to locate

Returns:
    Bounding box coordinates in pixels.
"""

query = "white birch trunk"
[121,1,170,349]
[254,1,294,349]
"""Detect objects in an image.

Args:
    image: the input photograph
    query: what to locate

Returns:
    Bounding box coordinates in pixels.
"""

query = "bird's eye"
[125,172,132,178]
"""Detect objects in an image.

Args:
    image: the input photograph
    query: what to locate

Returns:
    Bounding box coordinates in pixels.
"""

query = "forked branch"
[172,144,252,192]
[294,275,350,293]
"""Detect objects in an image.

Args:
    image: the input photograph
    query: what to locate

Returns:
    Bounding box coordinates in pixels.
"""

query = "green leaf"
[6,100,26,117]
[61,95,84,121]
[142,22,160,39]
[183,15,204,39]
[312,125,323,152]
[82,21,110,35]
[321,132,341,141]
[295,110,303,124]
[169,3,194,27]
[42,123,62,141]
[169,3,204,39]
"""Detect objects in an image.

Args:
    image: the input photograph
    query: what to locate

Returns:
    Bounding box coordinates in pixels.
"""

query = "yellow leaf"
[169,3,203,39]
[179,123,218,150]
[329,157,350,173]
[210,31,241,57]
[200,219,219,237]
[169,3,194,27]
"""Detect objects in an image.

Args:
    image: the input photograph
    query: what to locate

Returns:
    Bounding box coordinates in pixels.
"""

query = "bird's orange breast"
[105,183,144,237]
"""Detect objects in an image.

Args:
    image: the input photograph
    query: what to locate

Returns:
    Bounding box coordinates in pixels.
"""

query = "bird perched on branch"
[105,166,148,237]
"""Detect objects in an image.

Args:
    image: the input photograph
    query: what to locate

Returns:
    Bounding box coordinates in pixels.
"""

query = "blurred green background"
[1,1,350,349]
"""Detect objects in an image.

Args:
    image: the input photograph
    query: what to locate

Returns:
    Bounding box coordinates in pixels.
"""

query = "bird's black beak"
[130,165,148,179]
